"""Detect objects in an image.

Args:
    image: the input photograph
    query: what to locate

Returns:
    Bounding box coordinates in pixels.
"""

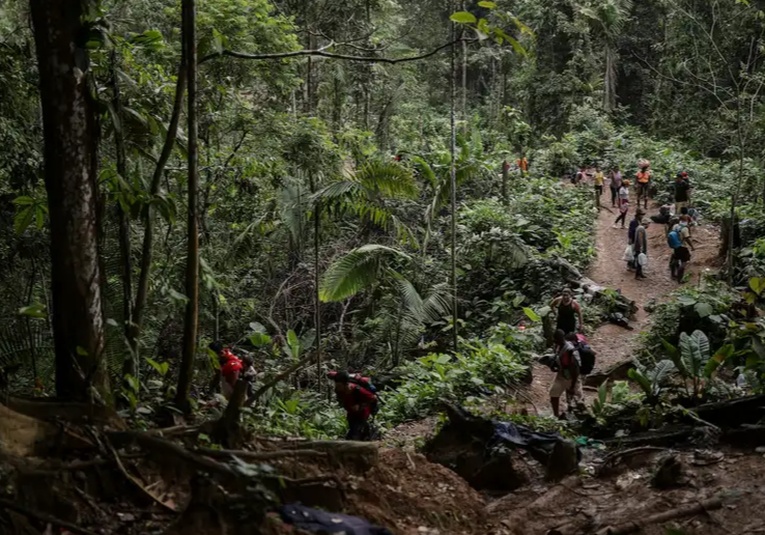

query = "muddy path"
[527,188,721,411]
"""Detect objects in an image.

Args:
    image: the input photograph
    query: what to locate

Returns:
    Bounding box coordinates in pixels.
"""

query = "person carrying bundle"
[635,159,652,210]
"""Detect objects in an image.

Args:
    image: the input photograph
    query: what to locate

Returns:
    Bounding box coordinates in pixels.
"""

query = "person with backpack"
[210,340,243,399]
[549,329,583,418]
[566,332,596,377]
[609,166,623,207]
[635,162,652,210]
[550,288,584,336]
[613,179,630,228]
[328,371,379,441]
[668,215,694,281]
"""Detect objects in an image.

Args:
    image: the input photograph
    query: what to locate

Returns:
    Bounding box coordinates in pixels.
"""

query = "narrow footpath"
[527,189,720,410]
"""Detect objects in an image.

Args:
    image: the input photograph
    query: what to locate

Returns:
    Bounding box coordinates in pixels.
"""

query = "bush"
[380,339,530,427]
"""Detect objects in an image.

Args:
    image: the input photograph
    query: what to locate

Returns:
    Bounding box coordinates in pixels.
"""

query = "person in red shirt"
[210,341,243,399]
[329,371,378,441]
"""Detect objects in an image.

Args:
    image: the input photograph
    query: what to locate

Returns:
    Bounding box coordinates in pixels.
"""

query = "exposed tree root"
[0,497,98,535]
[595,496,723,535]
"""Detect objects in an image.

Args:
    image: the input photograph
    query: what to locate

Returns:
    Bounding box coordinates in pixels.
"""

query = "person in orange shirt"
[516,156,529,176]
[635,163,652,210]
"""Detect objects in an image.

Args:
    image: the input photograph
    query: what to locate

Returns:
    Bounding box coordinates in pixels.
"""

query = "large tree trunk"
[176,0,200,411]
[30,0,110,403]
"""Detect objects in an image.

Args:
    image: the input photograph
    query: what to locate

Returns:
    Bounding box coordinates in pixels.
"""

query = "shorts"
[549,373,583,399]
[673,246,691,263]
[675,201,688,213]
[636,182,649,195]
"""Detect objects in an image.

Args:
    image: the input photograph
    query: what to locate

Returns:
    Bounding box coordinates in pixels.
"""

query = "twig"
[0,498,98,535]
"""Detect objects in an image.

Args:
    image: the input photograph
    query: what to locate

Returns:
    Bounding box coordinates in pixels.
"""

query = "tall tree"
[176,0,200,410]
[29,0,110,402]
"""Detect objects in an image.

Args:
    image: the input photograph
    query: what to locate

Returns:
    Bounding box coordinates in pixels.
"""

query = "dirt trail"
[527,188,720,410]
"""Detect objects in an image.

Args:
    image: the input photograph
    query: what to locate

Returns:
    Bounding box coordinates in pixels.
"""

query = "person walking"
[674,172,691,213]
[609,165,622,207]
[668,215,694,282]
[550,288,584,336]
[549,329,583,419]
[635,161,652,210]
[614,179,630,228]
[626,208,645,269]
[594,167,605,204]
[633,218,650,280]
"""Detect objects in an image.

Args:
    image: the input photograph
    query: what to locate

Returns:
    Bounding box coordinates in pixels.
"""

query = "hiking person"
[633,218,650,280]
[549,329,582,419]
[668,215,694,281]
[210,340,243,399]
[594,167,605,202]
[674,172,691,213]
[517,155,529,176]
[614,179,630,228]
[550,288,584,336]
[635,161,652,210]
[609,166,623,207]
[574,166,586,186]
[328,371,379,441]
[626,208,645,269]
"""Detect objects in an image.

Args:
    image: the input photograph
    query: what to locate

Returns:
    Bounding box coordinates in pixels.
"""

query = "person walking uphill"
[328,371,379,441]
[550,288,584,336]
[594,167,605,204]
[549,329,583,419]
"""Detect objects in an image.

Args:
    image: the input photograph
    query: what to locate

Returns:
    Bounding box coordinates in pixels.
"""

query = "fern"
[319,244,411,302]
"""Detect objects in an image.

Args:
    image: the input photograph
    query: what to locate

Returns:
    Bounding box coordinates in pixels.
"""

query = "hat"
[622,179,631,186]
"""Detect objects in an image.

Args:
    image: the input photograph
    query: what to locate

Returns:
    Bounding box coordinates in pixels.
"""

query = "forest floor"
[526,188,722,411]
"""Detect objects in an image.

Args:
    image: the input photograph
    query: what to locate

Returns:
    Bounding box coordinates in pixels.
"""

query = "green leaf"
[749,277,765,296]
[319,244,411,302]
[13,196,35,206]
[694,302,714,318]
[76,346,89,357]
[450,11,477,24]
[523,307,541,322]
[249,332,272,347]
[478,1,497,7]
[704,344,735,377]
[18,303,47,319]
[14,206,35,235]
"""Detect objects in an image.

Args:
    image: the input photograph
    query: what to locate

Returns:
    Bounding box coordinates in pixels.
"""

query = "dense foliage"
[2,0,765,437]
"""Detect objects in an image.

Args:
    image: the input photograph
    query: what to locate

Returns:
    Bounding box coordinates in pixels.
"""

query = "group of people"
[547,288,591,419]
[211,340,380,441]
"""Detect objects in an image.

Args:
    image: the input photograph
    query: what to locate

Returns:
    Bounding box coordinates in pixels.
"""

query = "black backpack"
[574,338,596,375]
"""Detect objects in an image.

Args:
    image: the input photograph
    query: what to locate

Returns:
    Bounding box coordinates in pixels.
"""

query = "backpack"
[667,230,682,249]
[574,334,596,375]
[348,373,380,415]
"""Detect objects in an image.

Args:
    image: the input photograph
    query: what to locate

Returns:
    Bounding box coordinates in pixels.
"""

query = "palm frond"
[319,244,411,302]
[355,160,418,200]
[411,156,437,189]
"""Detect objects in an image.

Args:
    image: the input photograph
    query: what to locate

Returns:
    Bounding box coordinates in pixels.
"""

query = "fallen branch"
[595,496,723,535]
[105,438,178,512]
[196,447,328,462]
[0,497,98,535]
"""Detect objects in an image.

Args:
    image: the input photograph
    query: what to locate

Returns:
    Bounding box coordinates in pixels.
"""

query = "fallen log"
[601,426,700,449]
[584,358,636,387]
[552,258,638,316]
[595,496,723,535]
[695,394,765,427]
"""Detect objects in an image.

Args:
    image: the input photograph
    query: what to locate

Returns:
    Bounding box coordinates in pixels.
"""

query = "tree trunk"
[449,5,459,352]
[176,0,200,411]
[109,52,136,379]
[131,61,187,356]
[30,0,110,403]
